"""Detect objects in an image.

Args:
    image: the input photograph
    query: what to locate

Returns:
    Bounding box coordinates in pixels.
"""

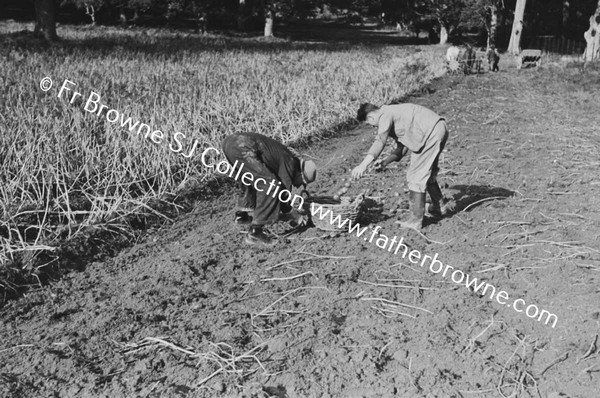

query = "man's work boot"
[396,191,426,230]
[426,181,455,218]
[245,226,276,247]
[235,211,253,225]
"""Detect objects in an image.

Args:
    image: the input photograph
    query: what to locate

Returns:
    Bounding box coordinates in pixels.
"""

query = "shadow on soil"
[444,184,514,214]
[355,185,515,229]
[421,185,515,228]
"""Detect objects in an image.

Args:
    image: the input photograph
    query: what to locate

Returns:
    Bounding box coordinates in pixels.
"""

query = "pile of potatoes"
[332,180,352,201]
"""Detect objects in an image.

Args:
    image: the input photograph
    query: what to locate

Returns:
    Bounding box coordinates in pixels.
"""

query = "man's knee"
[407,178,427,193]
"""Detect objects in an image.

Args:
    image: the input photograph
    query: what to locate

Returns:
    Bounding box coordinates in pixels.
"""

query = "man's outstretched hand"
[351,164,368,180]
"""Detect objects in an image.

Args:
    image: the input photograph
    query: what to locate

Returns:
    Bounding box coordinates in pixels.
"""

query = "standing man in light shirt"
[351,103,454,230]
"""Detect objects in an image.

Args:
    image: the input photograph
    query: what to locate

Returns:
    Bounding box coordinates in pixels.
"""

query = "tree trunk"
[583,1,600,62]
[198,12,207,34]
[507,0,527,55]
[119,7,127,26]
[264,8,274,37]
[238,0,247,31]
[561,0,570,38]
[439,23,448,45]
[85,5,96,25]
[488,3,498,49]
[34,0,57,41]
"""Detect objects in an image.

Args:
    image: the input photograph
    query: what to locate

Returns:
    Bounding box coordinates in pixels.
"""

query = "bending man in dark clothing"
[222,132,317,247]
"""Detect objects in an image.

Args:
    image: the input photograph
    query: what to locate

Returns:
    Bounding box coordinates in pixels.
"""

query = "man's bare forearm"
[359,154,375,168]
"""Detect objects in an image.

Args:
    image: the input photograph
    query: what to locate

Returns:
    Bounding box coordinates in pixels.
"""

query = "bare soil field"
[1,60,600,397]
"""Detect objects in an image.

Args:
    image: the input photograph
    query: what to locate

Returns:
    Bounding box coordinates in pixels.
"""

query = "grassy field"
[0,22,446,287]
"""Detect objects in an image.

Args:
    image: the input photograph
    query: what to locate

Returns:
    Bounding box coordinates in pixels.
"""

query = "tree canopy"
[5,0,598,47]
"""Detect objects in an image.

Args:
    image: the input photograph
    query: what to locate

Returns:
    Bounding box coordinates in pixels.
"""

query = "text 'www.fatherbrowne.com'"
[309,202,558,328]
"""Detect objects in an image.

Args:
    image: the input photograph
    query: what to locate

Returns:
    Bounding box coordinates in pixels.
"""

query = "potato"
[333,194,340,201]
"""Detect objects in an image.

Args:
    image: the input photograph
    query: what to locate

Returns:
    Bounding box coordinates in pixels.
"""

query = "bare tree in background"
[434,0,462,45]
[583,0,600,61]
[264,2,274,36]
[507,0,526,54]
[34,0,58,41]
[488,0,498,48]
[412,0,464,45]
[462,0,501,50]
[85,4,97,25]
[238,0,248,30]
[562,0,570,37]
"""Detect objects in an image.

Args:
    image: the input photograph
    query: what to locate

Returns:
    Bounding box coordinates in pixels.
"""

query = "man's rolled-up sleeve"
[367,114,393,158]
